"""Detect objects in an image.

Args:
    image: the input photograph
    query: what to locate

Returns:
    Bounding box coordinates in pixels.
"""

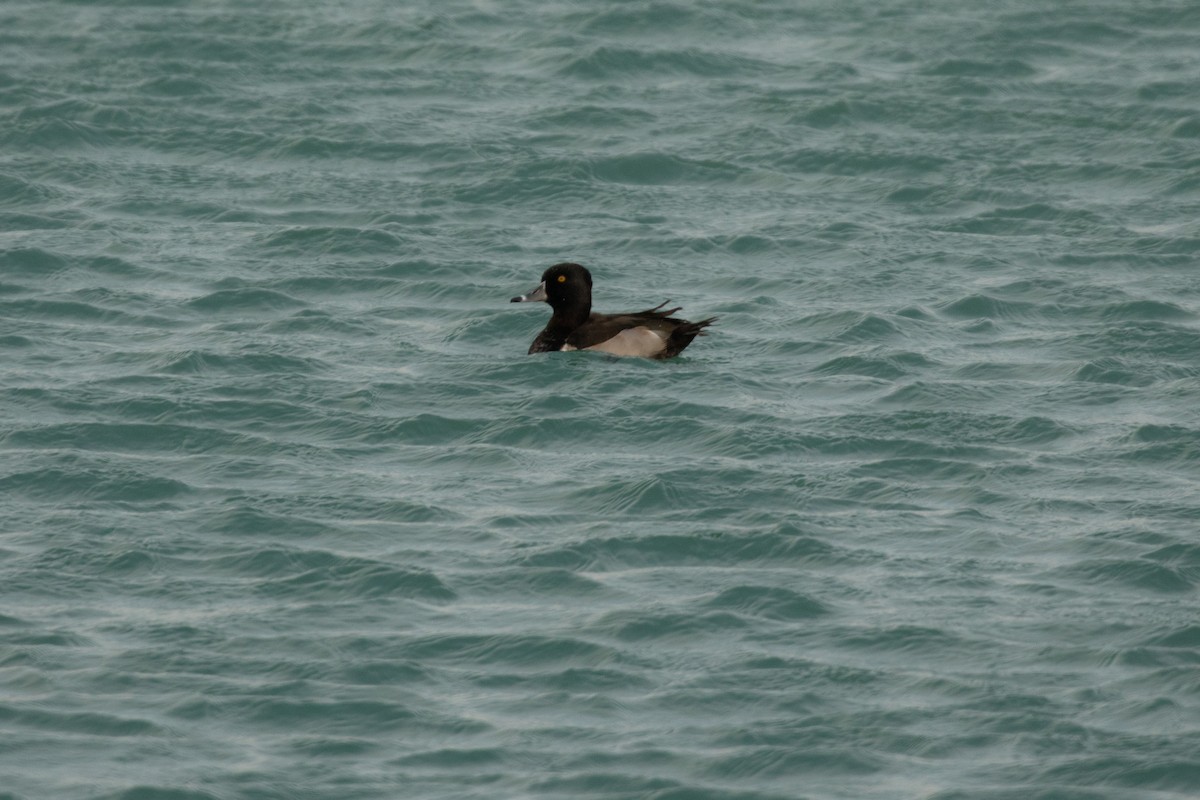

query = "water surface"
[2,1,1199,798]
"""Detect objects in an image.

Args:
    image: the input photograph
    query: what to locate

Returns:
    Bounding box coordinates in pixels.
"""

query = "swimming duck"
[510,262,715,358]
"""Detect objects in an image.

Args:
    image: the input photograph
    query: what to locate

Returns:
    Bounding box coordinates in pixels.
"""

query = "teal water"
[3,1,1200,798]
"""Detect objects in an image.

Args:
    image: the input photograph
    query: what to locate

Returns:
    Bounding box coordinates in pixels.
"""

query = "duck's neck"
[547,298,590,332]
[535,306,588,352]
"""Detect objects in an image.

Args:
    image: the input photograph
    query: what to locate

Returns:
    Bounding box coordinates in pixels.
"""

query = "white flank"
[582,327,667,357]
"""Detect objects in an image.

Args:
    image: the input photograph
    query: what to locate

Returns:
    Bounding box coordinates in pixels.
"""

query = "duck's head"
[510,262,593,313]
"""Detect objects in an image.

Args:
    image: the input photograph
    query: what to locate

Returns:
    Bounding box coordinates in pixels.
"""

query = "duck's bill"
[510,281,547,303]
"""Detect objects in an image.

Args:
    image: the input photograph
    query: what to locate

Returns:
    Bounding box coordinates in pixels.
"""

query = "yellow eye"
[557,275,567,283]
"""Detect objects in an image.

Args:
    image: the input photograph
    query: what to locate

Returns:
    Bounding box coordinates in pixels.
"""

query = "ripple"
[187,287,306,312]
[456,567,607,598]
[153,349,328,375]
[0,463,192,503]
[1144,624,1200,649]
[527,104,656,130]
[837,624,985,657]
[138,75,219,97]
[0,172,63,207]
[1099,299,1195,322]
[1073,358,1154,387]
[701,585,830,620]
[0,704,163,737]
[95,787,220,800]
[922,58,1037,78]
[589,609,747,641]
[254,226,405,256]
[400,634,619,667]
[705,746,884,779]
[812,351,935,379]
[4,422,264,456]
[393,746,506,768]
[0,247,70,276]
[246,555,455,601]
[241,697,423,732]
[516,526,839,571]
[938,293,1040,321]
[1060,558,1197,594]
[1036,755,1200,794]
[1120,425,1200,466]
[557,45,773,79]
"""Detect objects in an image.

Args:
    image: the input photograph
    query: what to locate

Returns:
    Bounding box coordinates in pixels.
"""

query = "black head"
[510,262,593,317]
[539,262,592,311]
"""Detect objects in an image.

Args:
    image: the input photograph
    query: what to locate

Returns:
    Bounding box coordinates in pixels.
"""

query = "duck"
[510,262,715,359]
